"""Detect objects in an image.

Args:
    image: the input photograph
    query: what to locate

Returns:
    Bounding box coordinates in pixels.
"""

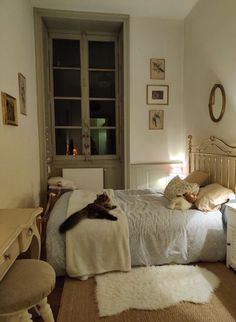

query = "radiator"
[62,168,104,191]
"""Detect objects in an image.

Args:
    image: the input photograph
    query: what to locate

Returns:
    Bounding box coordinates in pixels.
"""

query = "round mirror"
[208,84,226,122]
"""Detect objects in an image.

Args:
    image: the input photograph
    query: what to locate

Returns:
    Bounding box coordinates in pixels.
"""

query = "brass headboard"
[188,135,236,193]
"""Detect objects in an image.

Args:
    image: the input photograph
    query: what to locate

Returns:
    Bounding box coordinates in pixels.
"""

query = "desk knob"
[4,254,11,261]
[27,227,33,236]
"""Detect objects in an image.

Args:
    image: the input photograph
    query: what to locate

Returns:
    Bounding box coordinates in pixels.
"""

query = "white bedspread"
[46,189,226,276]
[115,190,226,266]
[65,189,131,278]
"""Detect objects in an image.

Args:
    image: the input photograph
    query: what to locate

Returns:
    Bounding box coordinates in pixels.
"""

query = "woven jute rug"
[57,263,236,322]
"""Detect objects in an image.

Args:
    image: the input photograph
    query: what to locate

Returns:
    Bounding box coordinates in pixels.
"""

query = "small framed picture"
[18,73,26,115]
[150,58,165,80]
[1,92,18,126]
[147,85,169,105]
[149,110,164,130]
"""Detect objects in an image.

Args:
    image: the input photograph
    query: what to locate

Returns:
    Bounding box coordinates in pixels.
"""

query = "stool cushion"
[0,259,55,314]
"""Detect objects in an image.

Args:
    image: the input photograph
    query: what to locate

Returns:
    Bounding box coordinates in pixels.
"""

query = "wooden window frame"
[49,32,120,161]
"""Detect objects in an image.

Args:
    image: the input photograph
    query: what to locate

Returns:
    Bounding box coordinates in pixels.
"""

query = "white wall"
[32,1,186,166]
[0,0,40,207]
[130,17,184,163]
[184,0,236,145]
[0,1,186,205]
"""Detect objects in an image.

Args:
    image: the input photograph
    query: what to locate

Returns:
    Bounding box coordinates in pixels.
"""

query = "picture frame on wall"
[18,73,26,115]
[150,58,165,80]
[1,92,18,126]
[147,85,169,105]
[149,110,164,130]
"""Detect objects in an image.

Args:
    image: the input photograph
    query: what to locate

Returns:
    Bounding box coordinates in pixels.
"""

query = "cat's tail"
[59,212,85,233]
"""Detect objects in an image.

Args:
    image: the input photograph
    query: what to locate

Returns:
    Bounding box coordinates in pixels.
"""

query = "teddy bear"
[168,192,197,210]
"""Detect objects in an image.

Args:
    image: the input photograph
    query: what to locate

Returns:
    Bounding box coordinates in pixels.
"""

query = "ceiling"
[31,0,199,20]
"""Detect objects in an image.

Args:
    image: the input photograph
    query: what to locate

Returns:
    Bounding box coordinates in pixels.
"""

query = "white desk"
[0,208,42,281]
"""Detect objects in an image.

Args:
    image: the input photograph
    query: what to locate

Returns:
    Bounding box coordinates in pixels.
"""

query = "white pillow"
[195,183,235,211]
[164,175,199,201]
[48,176,76,188]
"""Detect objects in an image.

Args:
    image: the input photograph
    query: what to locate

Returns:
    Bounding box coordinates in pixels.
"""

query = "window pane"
[55,129,82,155]
[89,41,115,69]
[54,70,81,97]
[90,101,115,127]
[90,129,116,155]
[54,100,81,126]
[53,39,80,67]
[89,71,115,98]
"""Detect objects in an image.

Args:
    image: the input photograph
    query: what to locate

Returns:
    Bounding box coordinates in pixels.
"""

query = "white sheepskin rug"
[95,265,220,317]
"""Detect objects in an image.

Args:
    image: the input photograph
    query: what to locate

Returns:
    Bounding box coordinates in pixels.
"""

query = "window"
[50,34,119,159]
[34,10,128,195]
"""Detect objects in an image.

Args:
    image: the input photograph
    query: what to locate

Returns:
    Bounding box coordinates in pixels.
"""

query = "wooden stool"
[0,259,56,322]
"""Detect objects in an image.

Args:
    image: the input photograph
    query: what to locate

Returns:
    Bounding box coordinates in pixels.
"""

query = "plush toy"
[168,192,197,210]
[184,192,197,204]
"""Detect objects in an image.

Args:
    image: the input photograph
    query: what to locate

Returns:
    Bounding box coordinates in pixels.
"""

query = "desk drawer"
[19,224,35,252]
[228,208,236,226]
[0,239,20,280]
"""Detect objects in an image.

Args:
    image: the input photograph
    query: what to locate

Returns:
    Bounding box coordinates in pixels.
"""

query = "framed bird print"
[1,92,18,126]
[147,85,169,105]
[149,110,164,130]
[18,73,26,115]
[150,58,165,80]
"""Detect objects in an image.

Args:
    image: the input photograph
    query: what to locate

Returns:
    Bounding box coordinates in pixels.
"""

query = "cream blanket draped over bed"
[65,189,131,278]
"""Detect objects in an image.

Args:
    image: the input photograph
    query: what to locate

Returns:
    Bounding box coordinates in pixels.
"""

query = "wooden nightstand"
[226,204,236,270]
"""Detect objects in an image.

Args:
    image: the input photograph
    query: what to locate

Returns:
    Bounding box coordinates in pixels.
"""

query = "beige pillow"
[185,170,209,186]
[164,175,199,201]
[195,183,235,211]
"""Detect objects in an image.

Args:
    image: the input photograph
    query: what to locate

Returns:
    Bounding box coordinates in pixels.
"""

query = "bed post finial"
[188,135,193,173]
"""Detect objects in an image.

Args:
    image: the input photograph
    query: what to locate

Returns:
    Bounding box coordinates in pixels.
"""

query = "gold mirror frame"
[208,83,226,122]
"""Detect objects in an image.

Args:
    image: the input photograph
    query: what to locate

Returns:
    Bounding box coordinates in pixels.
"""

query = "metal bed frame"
[188,135,236,192]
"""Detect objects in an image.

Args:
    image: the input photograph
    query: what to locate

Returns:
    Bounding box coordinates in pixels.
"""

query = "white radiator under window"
[63,168,104,191]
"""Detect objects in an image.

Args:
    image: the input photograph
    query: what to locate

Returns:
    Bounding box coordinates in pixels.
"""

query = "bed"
[44,135,236,278]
